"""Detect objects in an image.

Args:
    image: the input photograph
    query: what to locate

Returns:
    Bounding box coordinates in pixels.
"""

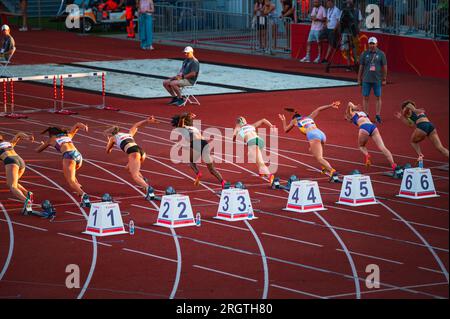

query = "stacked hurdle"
[1,71,118,119]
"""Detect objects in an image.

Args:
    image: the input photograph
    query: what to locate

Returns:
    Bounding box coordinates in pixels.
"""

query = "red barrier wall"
[291,24,449,79]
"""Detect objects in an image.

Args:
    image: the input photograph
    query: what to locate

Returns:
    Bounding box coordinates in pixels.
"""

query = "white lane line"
[0,203,14,281]
[57,233,112,247]
[0,176,60,191]
[130,204,159,212]
[418,267,446,275]
[78,174,125,185]
[392,218,449,232]
[193,265,258,283]
[314,212,361,299]
[122,248,177,263]
[270,284,327,299]
[27,165,97,300]
[335,249,404,265]
[379,201,449,283]
[0,218,48,232]
[262,232,324,248]
[325,281,448,299]
[202,219,250,231]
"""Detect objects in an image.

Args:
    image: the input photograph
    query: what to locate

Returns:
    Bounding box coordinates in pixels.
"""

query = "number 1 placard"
[155,195,196,228]
[83,202,127,236]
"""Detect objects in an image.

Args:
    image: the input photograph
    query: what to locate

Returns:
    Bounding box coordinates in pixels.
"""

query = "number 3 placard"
[215,188,255,221]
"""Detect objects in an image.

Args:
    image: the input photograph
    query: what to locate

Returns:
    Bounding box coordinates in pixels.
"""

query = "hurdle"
[1,71,118,119]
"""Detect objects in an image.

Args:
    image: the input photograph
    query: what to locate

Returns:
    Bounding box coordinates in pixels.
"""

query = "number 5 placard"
[337,175,378,206]
[155,195,196,228]
[215,188,255,221]
[84,202,127,236]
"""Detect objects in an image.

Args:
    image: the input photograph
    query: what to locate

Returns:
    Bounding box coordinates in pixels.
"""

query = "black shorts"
[416,121,435,136]
[126,145,145,157]
[190,139,211,162]
[321,28,337,48]
[3,155,25,169]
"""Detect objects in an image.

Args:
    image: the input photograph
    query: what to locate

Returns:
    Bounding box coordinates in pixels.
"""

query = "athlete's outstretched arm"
[68,122,88,138]
[278,114,295,133]
[11,132,34,147]
[106,137,115,154]
[252,118,275,128]
[129,116,159,136]
[394,111,415,128]
[345,102,357,121]
[309,101,340,119]
[36,139,50,153]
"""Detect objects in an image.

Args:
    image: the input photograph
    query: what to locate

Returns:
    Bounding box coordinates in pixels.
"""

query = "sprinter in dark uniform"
[105,116,159,199]
[0,132,34,213]
[171,112,227,188]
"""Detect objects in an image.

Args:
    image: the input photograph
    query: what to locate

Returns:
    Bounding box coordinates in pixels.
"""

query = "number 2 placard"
[155,195,196,228]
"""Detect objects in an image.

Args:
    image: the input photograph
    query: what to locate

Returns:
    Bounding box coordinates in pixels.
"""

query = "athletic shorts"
[416,121,435,136]
[359,123,377,136]
[247,136,265,149]
[173,79,193,87]
[362,82,382,97]
[63,150,83,166]
[3,155,25,169]
[306,128,326,143]
[126,145,146,157]
[307,29,321,43]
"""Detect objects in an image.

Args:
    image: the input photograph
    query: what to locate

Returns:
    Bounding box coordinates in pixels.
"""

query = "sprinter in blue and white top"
[105,116,159,200]
[37,123,90,205]
[345,102,399,173]
[0,131,34,212]
[233,116,276,184]
[279,101,340,182]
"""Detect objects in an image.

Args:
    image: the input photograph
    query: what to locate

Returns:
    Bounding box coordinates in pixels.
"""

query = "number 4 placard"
[284,180,326,213]
[215,188,255,221]
[83,202,127,236]
[155,195,196,228]
[398,168,439,199]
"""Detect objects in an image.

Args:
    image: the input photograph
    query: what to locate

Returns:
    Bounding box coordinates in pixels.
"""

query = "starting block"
[284,180,326,213]
[83,202,127,236]
[397,168,439,199]
[215,188,255,221]
[337,174,377,206]
[154,194,196,228]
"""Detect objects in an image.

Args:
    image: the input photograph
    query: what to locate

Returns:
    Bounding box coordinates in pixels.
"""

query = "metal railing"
[296,0,449,40]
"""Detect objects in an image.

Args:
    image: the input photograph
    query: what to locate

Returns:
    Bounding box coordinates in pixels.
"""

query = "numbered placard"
[284,180,326,213]
[155,195,196,228]
[337,174,378,206]
[83,202,127,236]
[398,168,438,199]
[215,188,255,221]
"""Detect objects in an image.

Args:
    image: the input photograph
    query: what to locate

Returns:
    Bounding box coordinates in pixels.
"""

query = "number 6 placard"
[398,168,438,199]
[215,188,255,221]
[155,195,196,228]
[83,202,127,236]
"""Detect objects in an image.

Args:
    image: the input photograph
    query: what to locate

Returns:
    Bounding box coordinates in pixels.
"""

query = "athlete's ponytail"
[284,107,301,119]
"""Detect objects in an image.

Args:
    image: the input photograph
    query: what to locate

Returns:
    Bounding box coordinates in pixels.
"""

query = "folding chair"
[180,77,200,107]
[0,47,15,78]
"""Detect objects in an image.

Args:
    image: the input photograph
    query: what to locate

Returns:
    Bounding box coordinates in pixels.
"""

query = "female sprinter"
[395,100,449,164]
[232,116,276,183]
[0,132,34,213]
[104,116,159,199]
[37,123,90,207]
[171,112,227,188]
[345,102,401,173]
[278,101,341,182]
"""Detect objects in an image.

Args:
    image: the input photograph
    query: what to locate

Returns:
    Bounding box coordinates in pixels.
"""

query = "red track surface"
[0,29,448,299]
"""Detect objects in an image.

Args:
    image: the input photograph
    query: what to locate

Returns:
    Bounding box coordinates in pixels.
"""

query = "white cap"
[368,36,378,44]
[1,25,10,31]
[183,46,194,53]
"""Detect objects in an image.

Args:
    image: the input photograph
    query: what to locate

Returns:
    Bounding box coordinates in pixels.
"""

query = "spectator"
[358,37,387,124]
[262,0,276,50]
[381,0,394,33]
[163,46,200,107]
[0,25,15,61]
[137,0,154,50]
[299,0,326,63]
[253,0,265,49]
[320,0,340,64]
[125,0,137,38]
[19,0,28,31]
[404,0,416,34]
[280,0,295,50]
[338,0,363,69]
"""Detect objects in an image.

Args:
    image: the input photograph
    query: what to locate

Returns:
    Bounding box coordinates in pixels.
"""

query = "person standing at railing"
[253,0,265,50]
[19,0,28,31]
[137,0,154,50]
[299,0,326,63]
[0,25,15,62]
[320,0,340,64]
[280,0,294,50]
[262,0,276,51]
